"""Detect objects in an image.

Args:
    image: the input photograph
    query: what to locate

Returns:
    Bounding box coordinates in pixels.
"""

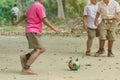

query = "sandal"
[108,49,114,57]
[86,51,91,56]
[94,48,105,57]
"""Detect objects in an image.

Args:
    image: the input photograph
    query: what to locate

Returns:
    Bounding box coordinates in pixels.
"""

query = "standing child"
[83,0,101,56]
[11,4,19,23]
[13,0,61,74]
[94,0,120,57]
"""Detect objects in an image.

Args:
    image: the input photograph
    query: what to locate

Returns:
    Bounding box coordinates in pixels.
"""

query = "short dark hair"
[14,4,17,7]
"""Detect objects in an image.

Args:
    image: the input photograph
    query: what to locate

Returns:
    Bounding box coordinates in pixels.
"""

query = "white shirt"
[83,3,101,29]
[11,7,19,15]
[98,0,120,19]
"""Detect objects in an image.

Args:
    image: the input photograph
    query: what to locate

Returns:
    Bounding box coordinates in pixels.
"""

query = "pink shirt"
[25,1,46,34]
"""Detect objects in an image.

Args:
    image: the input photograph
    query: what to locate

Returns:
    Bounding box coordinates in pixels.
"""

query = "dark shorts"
[25,33,43,49]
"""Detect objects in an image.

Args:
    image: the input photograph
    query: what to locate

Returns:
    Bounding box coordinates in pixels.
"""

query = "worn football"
[68,58,80,70]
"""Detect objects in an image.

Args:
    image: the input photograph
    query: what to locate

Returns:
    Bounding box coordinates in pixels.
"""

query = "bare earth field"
[0,35,120,80]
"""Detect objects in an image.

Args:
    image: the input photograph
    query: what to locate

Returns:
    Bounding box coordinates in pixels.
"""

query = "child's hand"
[94,20,98,26]
[83,24,87,31]
[12,21,18,26]
[54,28,61,34]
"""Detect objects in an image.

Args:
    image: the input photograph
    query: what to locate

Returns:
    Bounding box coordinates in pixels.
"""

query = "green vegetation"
[0,0,87,27]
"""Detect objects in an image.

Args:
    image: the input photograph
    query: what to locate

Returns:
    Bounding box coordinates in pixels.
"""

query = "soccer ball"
[68,58,80,71]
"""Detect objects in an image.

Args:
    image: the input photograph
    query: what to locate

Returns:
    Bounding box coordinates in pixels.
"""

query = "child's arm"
[13,15,27,25]
[94,12,100,26]
[42,18,61,33]
[116,12,120,21]
[83,15,87,30]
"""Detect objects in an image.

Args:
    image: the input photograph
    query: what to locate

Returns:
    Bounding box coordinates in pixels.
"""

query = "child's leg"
[99,40,105,49]
[25,50,35,60]
[86,29,96,56]
[26,47,45,66]
[108,41,113,50]
[96,39,105,52]
[108,40,114,57]
[22,47,45,74]
[87,36,94,52]
[20,50,35,68]
[21,33,45,74]
[95,39,105,57]
[86,29,96,52]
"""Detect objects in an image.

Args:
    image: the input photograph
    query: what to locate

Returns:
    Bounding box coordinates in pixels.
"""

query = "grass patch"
[2,26,16,31]
[0,25,24,32]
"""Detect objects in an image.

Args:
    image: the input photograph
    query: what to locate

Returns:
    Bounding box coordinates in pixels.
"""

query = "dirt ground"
[0,35,120,80]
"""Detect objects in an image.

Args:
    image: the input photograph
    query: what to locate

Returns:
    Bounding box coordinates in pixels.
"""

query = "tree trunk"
[62,0,66,12]
[57,0,65,19]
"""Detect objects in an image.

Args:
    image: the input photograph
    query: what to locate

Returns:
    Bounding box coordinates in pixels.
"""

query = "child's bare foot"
[21,68,37,75]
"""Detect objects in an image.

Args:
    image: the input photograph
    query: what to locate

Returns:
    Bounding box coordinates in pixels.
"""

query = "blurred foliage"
[0,0,87,26]
[65,0,86,18]
[0,0,15,26]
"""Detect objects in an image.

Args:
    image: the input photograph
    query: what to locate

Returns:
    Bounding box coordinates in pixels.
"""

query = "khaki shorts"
[25,33,43,49]
[98,21,119,40]
[87,28,98,38]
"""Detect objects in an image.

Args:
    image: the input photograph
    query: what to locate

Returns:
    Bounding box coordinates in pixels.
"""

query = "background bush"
[0,0,86,26]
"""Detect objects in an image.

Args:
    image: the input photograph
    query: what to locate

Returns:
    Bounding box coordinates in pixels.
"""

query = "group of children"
[12,0,120,75]
[83,0,120,57]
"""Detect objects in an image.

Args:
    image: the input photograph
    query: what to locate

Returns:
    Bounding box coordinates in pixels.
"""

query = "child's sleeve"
[115,2,120,13]
[83,6,88,16]
[36,5,46,20]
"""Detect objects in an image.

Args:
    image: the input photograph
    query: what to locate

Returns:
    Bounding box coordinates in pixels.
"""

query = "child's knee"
[35,47,46,53]
[40,47,46,53]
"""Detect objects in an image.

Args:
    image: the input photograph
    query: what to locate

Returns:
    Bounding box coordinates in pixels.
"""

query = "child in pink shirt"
[25,0,46,34]
[13,0,61,74]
